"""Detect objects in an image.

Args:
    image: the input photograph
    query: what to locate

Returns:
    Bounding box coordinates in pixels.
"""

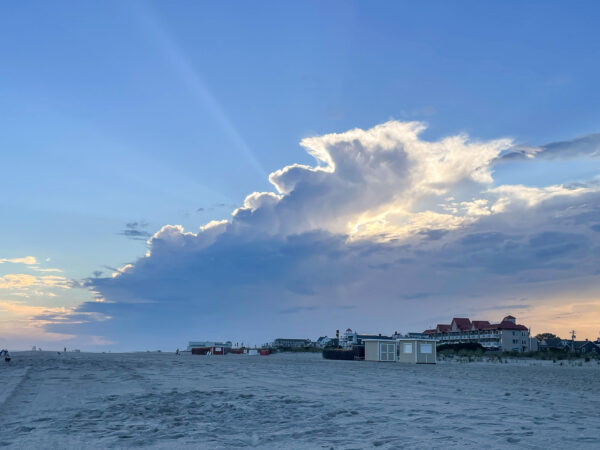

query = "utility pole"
[570,330,576,351]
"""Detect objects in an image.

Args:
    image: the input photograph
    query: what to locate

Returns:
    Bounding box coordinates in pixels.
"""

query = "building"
[187,341,232,352]
[340,328,394,348]
[405,332,431,339]
[316,336,338,348]
[363,338,437,364]
[572,340,600,355]
[272,338,312,348]
[364,339,397,362]
[423,315,535,352]
[397,339,436,364]
[538,338,568,351]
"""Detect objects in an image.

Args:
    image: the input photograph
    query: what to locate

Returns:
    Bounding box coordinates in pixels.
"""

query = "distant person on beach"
[175,348,180,355]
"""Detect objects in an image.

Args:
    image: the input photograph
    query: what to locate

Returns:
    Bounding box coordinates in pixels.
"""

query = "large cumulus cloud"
[43,121,600,348]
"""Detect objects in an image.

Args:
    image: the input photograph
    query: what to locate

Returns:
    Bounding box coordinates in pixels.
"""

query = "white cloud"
[0,273,70,290]
[488,184,593,213]
[230,121,512,239]
[0,256,37,265]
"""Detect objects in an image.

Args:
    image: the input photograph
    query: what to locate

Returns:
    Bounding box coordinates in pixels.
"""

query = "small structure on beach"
[363,338,436,364]
[363,339,397,362]
[396,338,436,364]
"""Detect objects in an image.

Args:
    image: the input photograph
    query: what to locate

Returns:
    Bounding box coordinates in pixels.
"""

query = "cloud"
[42,121,600,348]
[497,133,600,162]
[0,274,37,289]
[0,256,37,265]
[119,221,152,240]
[0,273,71,290]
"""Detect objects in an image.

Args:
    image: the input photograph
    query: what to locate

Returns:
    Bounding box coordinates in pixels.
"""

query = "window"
[380,343,395,361]
[403,343,413,354]
[420,343,433,354]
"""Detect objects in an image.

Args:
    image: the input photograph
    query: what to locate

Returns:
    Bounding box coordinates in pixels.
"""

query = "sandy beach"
[1,352,599,449]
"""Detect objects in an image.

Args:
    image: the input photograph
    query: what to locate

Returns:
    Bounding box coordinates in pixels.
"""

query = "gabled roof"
[451,318,472,331]
[471,320,491,330]
[436,324,451,332]
[539,338,564,347]
[573,340,600,350]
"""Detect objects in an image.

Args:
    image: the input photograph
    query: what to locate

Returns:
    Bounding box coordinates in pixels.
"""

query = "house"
[363,338,437,364]
[538,338,567,351]
[572,340,600,355]
[340,328,394,348]
[424,315,534,352]
[316,336,338,348]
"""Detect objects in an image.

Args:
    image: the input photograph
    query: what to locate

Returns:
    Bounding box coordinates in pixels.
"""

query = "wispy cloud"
[118,221,152,241]
[0,256,37,265]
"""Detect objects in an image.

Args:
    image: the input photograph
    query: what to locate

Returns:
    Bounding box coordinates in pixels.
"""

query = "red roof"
[427,317,529,334]
[451,318,472,331]
[471,320,491,330]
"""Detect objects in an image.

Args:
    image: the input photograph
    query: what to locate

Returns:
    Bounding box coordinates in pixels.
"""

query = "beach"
[1,352,599,449]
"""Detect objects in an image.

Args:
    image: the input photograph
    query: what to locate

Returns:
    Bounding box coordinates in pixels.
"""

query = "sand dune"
[1,351,599,449]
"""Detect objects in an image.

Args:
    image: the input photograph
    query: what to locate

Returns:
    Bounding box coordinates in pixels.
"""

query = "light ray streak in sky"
[131,2,267,180]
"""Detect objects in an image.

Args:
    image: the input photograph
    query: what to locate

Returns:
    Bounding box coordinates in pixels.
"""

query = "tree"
[535,332,560,340]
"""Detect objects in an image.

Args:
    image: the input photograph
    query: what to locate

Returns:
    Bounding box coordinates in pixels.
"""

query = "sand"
[1,351,599,449]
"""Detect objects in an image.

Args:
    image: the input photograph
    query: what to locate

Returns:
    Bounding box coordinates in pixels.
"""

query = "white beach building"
[364,338,437,364]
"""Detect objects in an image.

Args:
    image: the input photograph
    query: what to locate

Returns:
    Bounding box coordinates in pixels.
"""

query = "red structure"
[259,349,270,356]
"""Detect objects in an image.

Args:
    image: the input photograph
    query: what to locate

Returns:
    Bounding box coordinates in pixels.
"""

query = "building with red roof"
[450,318,472,331]
[423,315,536,352]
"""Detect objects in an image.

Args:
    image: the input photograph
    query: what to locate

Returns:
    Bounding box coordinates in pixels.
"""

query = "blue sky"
[2,1,600,350]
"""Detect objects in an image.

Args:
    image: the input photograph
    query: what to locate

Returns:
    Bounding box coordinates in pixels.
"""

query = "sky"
[2,1,600,350]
